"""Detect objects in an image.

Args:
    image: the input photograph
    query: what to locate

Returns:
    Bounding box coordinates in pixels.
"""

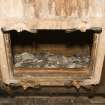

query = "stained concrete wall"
[0,0,105,19]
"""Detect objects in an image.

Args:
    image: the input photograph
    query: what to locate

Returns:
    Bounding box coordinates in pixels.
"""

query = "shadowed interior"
[8,30,94,69]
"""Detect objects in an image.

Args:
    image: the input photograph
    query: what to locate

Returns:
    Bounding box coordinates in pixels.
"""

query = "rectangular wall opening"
[7,30,93,72]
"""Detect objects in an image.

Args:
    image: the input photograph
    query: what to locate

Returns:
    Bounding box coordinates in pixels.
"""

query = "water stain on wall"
[48,0,89,17]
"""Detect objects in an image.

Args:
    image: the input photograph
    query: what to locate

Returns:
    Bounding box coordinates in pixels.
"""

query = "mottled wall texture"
[0,0,105,19]
[0,0,105,91]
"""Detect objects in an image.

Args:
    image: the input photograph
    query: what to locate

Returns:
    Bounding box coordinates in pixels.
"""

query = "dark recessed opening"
[9,30,93,69]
